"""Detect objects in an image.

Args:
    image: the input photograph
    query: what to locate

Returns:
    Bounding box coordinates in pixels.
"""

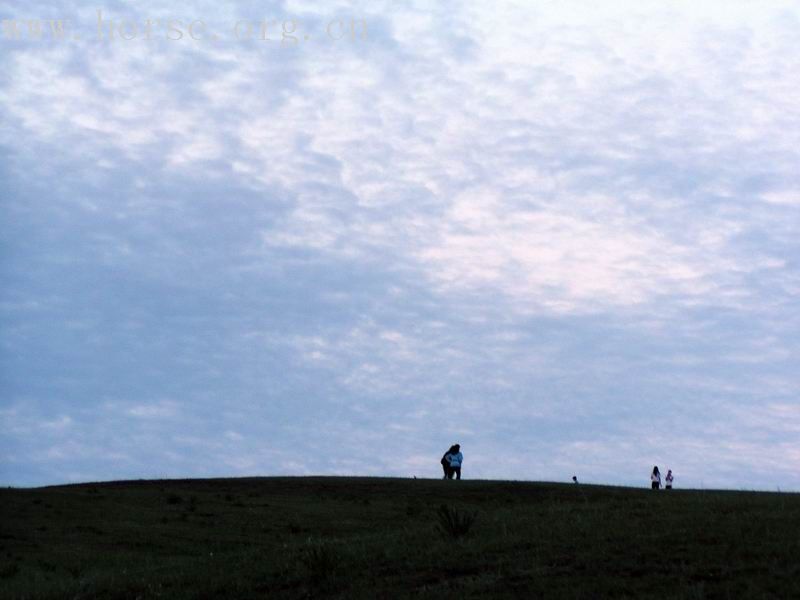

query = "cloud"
[125,401,179,419]
[761,191,800,206]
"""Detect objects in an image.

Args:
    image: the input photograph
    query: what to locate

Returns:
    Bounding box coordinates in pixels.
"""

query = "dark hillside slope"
[2,477,799,598]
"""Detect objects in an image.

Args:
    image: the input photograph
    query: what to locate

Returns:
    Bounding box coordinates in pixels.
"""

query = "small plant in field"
[0,563,20,579]
[66,564,83,579]
[436,504,478,539]
[405,500,424,517]
[299,541,341,586]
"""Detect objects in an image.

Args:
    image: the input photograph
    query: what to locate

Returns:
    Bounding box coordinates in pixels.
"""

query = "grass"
[435,504,478,539]
[1,477,799,598]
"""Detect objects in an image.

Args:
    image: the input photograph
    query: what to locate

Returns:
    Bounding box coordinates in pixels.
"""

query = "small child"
[665,469,673,490]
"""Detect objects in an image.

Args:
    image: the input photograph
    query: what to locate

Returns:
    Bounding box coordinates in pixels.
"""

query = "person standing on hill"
[665,469,673,490]
[448,444,463,480]
[651,466,661,490]
[441,445,456,479]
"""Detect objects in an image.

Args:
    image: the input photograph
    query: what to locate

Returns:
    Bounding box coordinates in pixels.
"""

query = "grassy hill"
[1,477,799,599]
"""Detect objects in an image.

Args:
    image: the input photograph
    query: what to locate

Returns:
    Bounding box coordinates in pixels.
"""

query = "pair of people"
[440,444,463,480]
[651,466,674,490]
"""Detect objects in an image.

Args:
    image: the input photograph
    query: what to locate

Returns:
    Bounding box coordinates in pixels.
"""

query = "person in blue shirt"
[448,444,463,480]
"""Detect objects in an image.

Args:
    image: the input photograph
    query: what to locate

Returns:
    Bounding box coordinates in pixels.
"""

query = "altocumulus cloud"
[1,0,799,489]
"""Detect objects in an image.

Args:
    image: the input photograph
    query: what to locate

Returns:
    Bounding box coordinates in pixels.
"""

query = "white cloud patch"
[125,401,179,419]
[761,191,800,206]
[417,189,713,313]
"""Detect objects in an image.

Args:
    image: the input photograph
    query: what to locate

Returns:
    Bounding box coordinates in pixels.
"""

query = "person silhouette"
[665,469,673,490]
[651,466,661,490]
[440,445,457,479]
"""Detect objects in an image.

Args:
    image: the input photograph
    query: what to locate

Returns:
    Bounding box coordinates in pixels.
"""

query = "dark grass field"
[2,477,799,599]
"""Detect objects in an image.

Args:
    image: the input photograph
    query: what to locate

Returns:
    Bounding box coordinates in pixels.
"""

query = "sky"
[1,0,799,490]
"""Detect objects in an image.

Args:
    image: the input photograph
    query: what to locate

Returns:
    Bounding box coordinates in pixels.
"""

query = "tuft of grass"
[0,564,19,579]
[298,541,341,586]
[436,504,478,539]
[405,501,424,518]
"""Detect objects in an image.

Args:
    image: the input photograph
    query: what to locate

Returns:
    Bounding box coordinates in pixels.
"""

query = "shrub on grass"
[299,541,341,586]
[436,504,478,539]
[405,500,424,517]
[0,563,20,579]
